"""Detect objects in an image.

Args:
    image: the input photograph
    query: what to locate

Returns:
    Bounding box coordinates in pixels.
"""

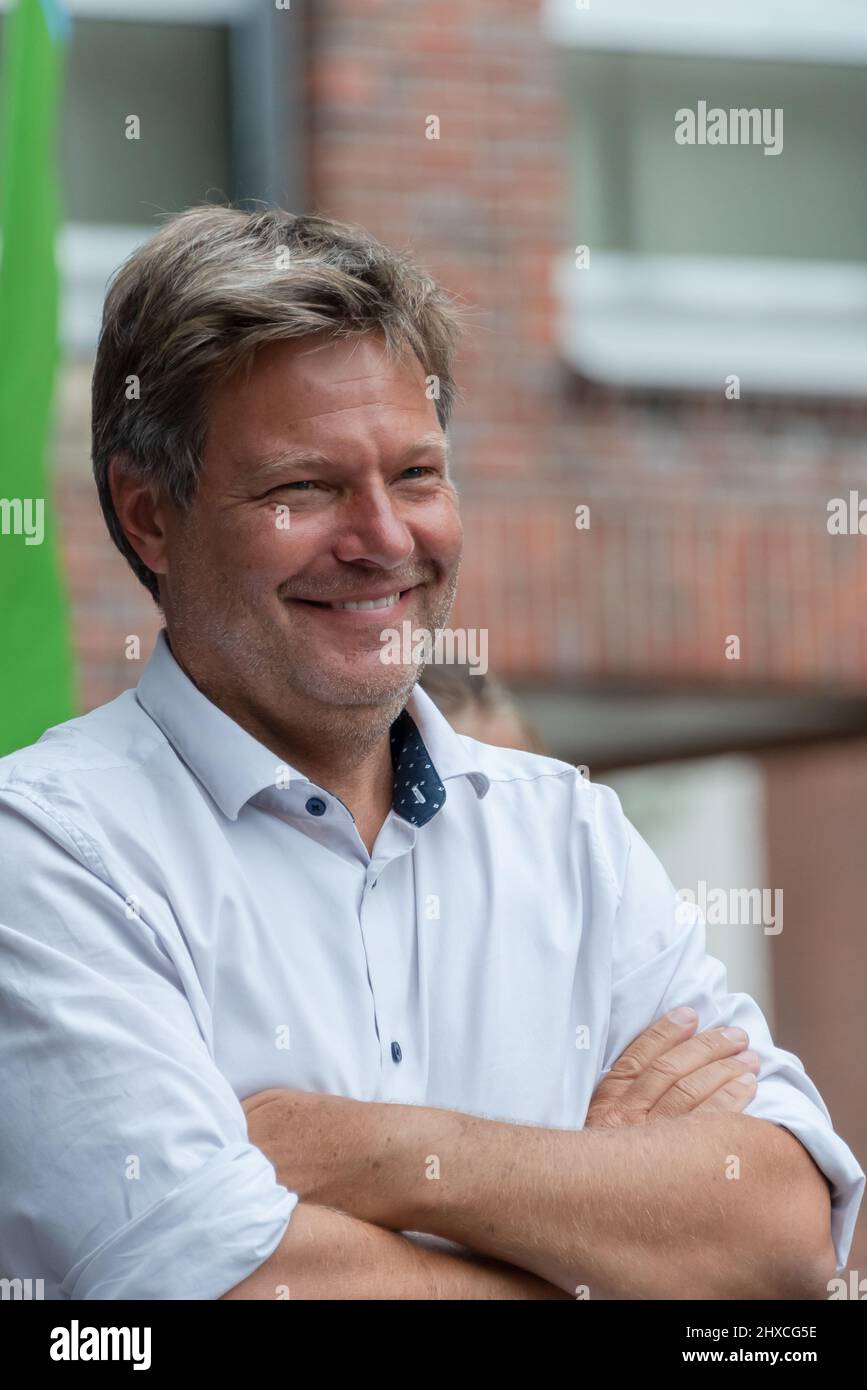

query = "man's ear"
[108,452,169,580]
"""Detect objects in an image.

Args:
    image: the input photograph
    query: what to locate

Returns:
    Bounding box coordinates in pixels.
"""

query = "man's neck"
[165,633,403,853]
[294,733,396,848]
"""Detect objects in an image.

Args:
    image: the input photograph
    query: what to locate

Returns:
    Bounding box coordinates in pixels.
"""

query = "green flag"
[0,0,74,756]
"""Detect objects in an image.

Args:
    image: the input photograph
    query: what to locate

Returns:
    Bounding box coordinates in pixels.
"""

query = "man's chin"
[304,660,420,709]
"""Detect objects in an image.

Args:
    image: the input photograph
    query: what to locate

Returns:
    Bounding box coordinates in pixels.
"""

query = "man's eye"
[263,468,436,497]
[266,480,317,494]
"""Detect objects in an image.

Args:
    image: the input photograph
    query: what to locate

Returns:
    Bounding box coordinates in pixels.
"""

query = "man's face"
[160,332,463,722]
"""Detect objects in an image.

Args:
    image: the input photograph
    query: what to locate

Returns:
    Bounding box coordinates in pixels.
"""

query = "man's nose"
[332,487,415,568]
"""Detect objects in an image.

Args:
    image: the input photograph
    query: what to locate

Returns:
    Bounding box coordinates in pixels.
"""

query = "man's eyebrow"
[243,432,450,480]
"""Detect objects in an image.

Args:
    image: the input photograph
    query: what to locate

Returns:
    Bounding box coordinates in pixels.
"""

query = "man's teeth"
[329,592,402,611]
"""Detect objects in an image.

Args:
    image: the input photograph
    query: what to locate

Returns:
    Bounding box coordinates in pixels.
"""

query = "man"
[0,206,862,1300]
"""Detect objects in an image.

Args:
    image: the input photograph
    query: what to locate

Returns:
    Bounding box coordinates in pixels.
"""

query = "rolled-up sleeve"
[0,792,297,1300]
[592,784,865,1274]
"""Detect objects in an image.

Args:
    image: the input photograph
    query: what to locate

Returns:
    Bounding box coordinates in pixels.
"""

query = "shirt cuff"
[746,1074,866,1273]
[61,1142,298,1300]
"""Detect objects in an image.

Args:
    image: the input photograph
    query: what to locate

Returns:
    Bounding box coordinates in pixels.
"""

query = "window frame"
[542,0,867,66]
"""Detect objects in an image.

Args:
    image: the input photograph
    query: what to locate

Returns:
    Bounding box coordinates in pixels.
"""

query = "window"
[0,0,298,350]
[544,0,867,394]
[606,756,774,1018]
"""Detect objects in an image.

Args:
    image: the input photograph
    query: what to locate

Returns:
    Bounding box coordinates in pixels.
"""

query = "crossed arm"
[222,1011,836,1301]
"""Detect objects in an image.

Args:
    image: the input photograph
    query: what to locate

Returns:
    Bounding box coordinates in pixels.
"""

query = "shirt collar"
[136,628,489,824]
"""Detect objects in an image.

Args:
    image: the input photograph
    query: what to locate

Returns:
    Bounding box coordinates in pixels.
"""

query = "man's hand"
[585,1005,759,1129]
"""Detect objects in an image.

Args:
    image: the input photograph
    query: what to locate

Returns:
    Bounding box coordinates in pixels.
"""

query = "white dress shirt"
[0,628,862,1298]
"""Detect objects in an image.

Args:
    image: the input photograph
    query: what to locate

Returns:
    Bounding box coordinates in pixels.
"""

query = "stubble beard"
[171,557,462,761]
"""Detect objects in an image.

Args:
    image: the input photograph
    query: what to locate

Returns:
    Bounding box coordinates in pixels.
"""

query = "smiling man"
[0,206,862,1301]
[122,321,463,856]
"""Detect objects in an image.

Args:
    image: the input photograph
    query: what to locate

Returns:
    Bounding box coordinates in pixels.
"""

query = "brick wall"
[305,0,867,690]
[55,0,867,701]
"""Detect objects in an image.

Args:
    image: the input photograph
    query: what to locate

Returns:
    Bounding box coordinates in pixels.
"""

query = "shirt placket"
[356,822,423,1102]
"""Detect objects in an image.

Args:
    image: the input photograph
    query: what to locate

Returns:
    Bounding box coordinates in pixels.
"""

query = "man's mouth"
[294,588,413,612]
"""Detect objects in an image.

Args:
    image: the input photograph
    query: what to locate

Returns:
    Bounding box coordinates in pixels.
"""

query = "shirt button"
[305,796,327,816]
[390,1040,402,1064]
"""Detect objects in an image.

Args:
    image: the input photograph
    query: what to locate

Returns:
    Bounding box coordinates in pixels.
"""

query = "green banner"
[0,0,75,756]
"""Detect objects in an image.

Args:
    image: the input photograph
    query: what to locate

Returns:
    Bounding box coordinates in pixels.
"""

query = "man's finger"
[622,1025,753,1113]
[594,1006,700,1104]
[604,1006,701,1075]
[691,1070,758,1114]
[649,1051,760,1119]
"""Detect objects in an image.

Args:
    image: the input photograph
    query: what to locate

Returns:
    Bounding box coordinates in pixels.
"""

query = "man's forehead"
[241,333,429,406]
[210,335,437,441]
[204,334,445,475]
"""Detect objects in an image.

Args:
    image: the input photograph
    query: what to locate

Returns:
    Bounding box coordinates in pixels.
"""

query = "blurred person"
[0,207,861,1302]
[419,665,546,752]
